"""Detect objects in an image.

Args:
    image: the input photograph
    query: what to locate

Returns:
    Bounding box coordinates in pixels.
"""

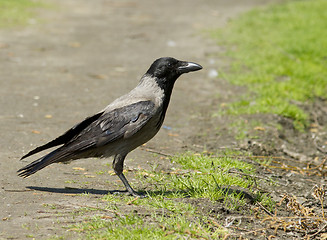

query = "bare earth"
[2,0,326,239]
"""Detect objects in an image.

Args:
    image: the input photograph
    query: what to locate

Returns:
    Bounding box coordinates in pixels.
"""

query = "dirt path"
[1,1,282,239]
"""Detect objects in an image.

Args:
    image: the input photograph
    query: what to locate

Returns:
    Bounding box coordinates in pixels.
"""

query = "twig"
[257,202,274,217]
[314,136,327,154]
[308,221,327,237]
[126,196,139,205]
[228,169,288,186]
[141,147,172,157]
[228,227,267,236]
[74,204,121,216]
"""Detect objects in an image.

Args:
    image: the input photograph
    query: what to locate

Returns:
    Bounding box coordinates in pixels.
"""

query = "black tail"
[18,148,65,178]
[20,112,103,160]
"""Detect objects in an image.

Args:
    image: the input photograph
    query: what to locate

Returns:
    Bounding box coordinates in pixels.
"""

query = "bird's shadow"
[27,186,186,197]
[27,186,124,195]
[26,186,255,203]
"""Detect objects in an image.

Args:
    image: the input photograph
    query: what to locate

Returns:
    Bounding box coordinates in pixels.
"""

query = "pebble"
[208,69,218,78]
[167,40,176,47]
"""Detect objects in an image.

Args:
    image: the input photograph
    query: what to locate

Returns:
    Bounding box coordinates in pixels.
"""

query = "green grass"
[136,152,257,204]
[0,0,45,27]
[211,0,327,129]
[70,196,225,239]
[67,152,274,239]
[169,153,255,200]
[72,190,228,239]
[71,212,227,240]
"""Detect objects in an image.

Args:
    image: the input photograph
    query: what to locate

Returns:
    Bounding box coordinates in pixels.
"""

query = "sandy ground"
[0,0,286,239]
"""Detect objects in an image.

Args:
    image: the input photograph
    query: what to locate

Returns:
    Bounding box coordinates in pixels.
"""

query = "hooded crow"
[18,57,202,196]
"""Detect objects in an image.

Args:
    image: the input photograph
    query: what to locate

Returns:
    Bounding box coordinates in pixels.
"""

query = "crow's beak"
[178,61,202,74]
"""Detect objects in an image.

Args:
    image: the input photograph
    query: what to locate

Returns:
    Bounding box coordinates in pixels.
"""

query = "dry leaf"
[168,132,179,137]
[108,170,115,175]
[254,126,265,131]
[114,67,126,72]
[89,74,108,80]
[69,42,81,48]
[138,171,154,177]
[310,128,318,133]
[220,103,227,108]
[44,114,52,119]
[84,175,95,178]
[73,167,85,171]
[321,233,327,239]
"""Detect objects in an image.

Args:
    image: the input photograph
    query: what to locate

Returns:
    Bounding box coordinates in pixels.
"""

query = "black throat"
[154,76,178,129]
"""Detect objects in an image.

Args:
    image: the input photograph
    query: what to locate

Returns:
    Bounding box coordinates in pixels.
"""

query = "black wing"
[21,112,103,160]
[65,100,156,151]
[21,100,156,159]
[18,100,156,178]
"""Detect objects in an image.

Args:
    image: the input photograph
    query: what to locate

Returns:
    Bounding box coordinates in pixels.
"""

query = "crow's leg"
[113,154,144,197]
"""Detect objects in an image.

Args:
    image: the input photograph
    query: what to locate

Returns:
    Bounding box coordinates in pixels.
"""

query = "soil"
[1,0,326,239]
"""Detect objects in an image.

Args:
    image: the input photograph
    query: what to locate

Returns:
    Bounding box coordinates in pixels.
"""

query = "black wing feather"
[21,101,155,160]
[21,112,103,160]
[18,101,156,178]
[66,101,155,150]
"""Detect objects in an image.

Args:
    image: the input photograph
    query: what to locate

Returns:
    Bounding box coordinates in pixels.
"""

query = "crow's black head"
[146,57,202,90]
